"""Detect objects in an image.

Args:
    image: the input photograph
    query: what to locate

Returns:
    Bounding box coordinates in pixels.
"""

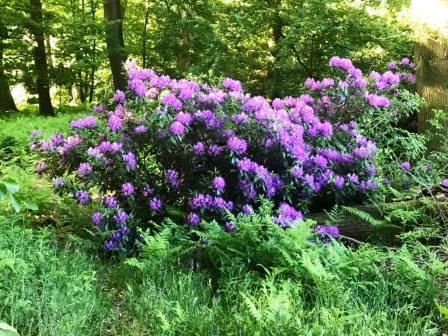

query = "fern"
[324,205,345,225]
[342,206,385,227]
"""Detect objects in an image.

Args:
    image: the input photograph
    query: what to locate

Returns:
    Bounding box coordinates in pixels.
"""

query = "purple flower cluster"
[71,116,97,129]
[166,169,180,189]
[149,197,163,211]
[187,212,201,226]
[273,203,303,228]
[35,56,416,250]
[77,162,93,177]
[212,176,225,191]
[227,137,247,155]
[400,162,411,171]
[315,225,340,239]
[121,182,135,196]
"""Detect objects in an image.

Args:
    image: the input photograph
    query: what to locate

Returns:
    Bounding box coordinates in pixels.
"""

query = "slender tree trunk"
[103,0,127,91]
[0,23,18,113]
[266,0,283,99]
[0,49,18,114]
[89,1,98,102]
[29,0,54,116]
[142,4,150,68]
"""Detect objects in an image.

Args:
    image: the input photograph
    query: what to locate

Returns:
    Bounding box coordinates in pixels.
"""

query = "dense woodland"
[1,0,413,113]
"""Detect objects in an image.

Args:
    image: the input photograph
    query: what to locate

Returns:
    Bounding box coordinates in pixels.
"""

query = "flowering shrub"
[31,56,417,251]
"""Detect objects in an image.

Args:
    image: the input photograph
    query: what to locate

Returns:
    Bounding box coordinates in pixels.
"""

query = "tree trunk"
[415,36,448,147]
[411,0,448,149]
[29,0,54,116]
[142,4,150,69]
[0,24,18,113]
[265,0,283,99]
[103,0,127,91]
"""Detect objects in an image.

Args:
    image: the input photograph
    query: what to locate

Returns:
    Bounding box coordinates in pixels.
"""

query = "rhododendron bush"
[32,57,416,251]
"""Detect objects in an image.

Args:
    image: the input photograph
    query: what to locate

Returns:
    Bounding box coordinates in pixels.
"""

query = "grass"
[0,107,447,335]
[0,104,87,147]
[0,215,112,336]
[1,214,445,335]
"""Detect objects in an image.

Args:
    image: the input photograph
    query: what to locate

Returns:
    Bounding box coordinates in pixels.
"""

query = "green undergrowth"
[0,215,112,336]
[0,108,447,335]
[1,212,446,335]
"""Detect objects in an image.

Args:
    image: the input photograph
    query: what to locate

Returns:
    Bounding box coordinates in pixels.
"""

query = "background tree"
[0,22,18,113]
[411,0,448,147]
[104,0,127,91]
[29,0,54,116]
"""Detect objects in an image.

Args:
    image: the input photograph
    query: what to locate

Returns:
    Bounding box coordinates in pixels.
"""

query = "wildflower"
[162,93,182,110]
[291,166,304,178]
[193,142,205,155]
[274,203,303,228]
[93,104,106,113]
[71,116,97,129]
[209,144,224,156]
[142,185,154,197]
[441,179,448,187]
[387,61,397,70]
[224,221,237,232]
[187,212,201,226]
[35,160,46,173]
[122,152,137,170]
[113,90,126,103]
[334,175,345,189]
[114,210,129,225]
[231,113,248,124]
[315,225,340,239]
[149,197,163,211]
[52,177,65,188]
[400,57,410,66]
[242,204,253,215]
[134,125,148,134]
[222,78,242,91]
[166,169,180,188]
[400,162,411,171]
[50,133,64,148]
[347,173,359,184]
[104,196,119,208]
[77,162,93,177]
[169,121,185,136]
[108,115,123,131]
[366,94,390,108]
[91,212,103,225]
[75,190,90,205]
[121,182,135,196]
[227,136,247,155]
[176,112,193,125]
[212,176,225,191]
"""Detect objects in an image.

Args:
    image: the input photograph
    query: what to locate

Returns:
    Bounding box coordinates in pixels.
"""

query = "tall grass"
[0,215,112,336]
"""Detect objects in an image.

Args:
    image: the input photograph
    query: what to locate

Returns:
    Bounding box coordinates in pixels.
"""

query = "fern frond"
[342,206,385,227]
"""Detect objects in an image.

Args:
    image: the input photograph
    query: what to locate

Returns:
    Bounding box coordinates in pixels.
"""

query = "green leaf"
[0,184,7,199]
[23,200,38,211]
[436,302,448,320]
[165,205,185,219]
[9,194,21,213]
[1,179,20,194]
[0,322,20,336]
